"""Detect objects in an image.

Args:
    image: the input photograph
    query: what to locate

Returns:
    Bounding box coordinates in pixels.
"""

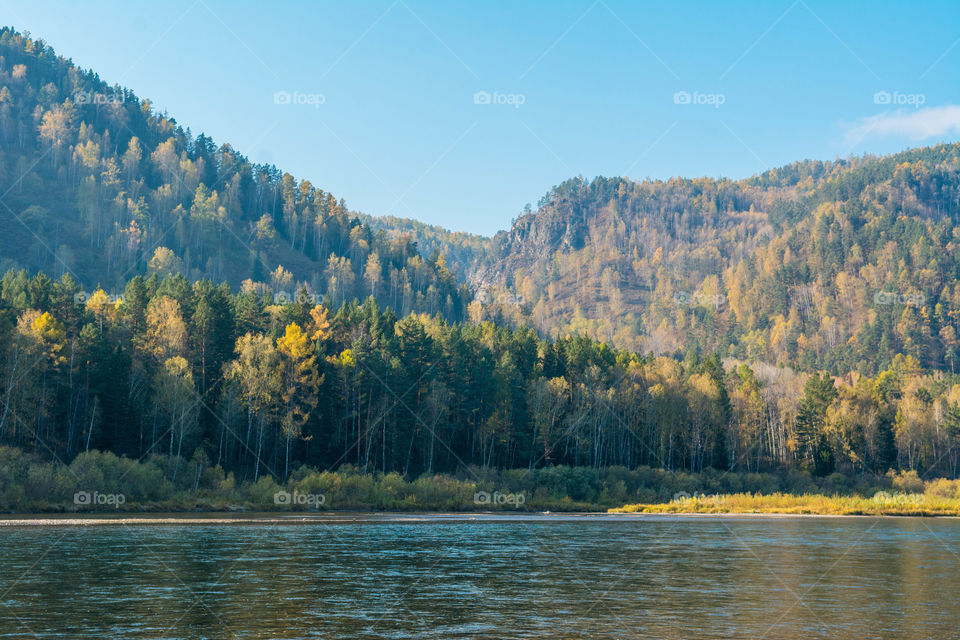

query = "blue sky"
[5,0,959,235]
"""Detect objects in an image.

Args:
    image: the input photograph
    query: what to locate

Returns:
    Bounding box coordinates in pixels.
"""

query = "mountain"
[0,28,469,320]
[470,146,960,375]
[3,26,960,379]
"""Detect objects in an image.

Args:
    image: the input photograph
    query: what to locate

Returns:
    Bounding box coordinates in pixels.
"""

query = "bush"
[892,469,925,494]
[244,475,282,508]
[925,478,960,499]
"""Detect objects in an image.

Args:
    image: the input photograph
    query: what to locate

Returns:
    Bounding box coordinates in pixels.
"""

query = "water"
[1,513,959,639]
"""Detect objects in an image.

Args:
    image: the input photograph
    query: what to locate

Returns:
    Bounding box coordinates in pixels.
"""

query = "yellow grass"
[609,491,960,516]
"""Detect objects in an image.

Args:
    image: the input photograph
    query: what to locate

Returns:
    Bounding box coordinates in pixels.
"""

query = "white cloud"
[845,105,960,146]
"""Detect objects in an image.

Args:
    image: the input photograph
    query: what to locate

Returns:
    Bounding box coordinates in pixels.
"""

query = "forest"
[2,268,960,491]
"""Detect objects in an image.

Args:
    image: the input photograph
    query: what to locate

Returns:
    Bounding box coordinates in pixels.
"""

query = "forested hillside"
[2,26,960,489]
[473,146,960,375]
[0,28,468,321]
[359,213,493,283]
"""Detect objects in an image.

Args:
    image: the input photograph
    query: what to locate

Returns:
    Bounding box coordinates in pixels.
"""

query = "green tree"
[795,372,838,475]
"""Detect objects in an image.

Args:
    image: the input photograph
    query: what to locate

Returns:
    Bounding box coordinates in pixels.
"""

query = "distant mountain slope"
[358,213,493,281]
[471,144,960,374]
[0,28,468,320]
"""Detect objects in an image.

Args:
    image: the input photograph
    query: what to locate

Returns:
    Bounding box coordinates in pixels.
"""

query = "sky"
[4,0,959,236]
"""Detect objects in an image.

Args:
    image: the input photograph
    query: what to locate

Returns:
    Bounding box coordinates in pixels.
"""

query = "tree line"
[2,268,960,483]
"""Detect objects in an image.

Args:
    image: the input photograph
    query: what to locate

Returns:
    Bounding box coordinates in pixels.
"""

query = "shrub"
[925,478,960,499]
[892,470,925,494]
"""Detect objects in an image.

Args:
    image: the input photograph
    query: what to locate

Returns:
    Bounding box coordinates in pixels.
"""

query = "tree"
[37,105,74,169]
[527,377,569,467]
[148,247,184,278]
[795,372,838,475]
[85,289,116,335]
[225,333,280,480]
[122,136,142,185]
[308,305,331,342]
[190,281,234,394]
[145,296,187,362]
[11,311,67,448]
[364,252,383,298]
[155,356,197,479]
[276,323,321,478]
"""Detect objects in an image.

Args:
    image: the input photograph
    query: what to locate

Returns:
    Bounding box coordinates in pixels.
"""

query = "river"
[1,513,958,639]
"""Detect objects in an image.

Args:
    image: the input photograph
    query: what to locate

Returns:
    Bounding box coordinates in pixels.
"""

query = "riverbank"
[0,510,934,526]
[4,446,960,516]
[609,492,960,516]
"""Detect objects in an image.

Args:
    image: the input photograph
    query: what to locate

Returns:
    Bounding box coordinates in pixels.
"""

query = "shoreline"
[1,511,955,526]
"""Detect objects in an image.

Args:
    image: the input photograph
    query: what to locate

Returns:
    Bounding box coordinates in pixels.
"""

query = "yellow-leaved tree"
[144,296,187,361]
[85,288,116,334]
[308,305,331,343]
[276,323,321,478]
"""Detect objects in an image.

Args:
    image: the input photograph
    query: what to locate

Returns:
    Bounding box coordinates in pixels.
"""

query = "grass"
[609,490,960,517]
